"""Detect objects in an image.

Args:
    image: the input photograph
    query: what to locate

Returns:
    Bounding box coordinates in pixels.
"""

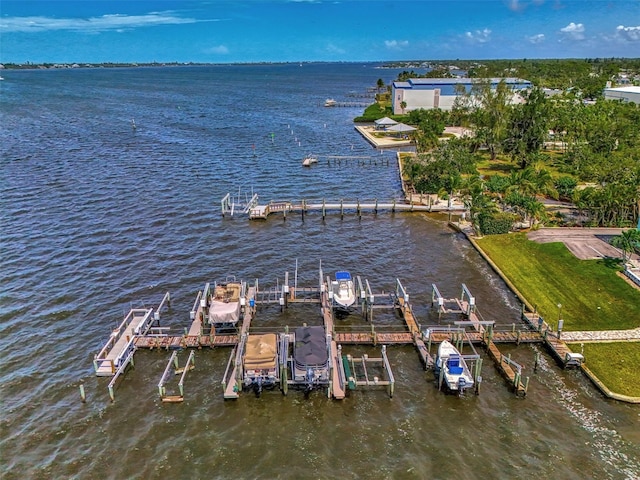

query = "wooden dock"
[397,297,432,367]
[321,289,347,400]
[94,308,155,376]
[93,272,587,402]
[223,287,256,399]
[247,199,466,220]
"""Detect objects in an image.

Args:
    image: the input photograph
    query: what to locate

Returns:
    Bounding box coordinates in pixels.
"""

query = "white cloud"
[527,33,545,44]
[616,25,640,42]
[325,43,346,54]
[0,12,210,33]
[206,45,229,55]
[465,29,491,44]
[507,0,524,12]
[560,22,585,40]
[384,40,409,50]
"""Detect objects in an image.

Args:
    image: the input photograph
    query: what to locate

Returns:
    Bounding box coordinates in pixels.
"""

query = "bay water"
[1,63,638,479]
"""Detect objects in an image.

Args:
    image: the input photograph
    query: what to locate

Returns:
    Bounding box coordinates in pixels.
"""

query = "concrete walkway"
[560,327,640,342]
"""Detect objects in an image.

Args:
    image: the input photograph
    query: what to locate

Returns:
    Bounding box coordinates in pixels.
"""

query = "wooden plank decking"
[321,290,346,400]
[223,287,256,399]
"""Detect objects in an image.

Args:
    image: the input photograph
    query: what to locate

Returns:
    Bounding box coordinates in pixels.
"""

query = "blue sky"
[1,1,639,63]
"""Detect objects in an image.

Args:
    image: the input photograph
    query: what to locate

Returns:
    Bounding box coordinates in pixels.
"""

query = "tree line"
[397,74,639,234]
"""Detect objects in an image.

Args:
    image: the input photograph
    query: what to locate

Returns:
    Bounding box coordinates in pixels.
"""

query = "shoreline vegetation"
[364,58,640,400]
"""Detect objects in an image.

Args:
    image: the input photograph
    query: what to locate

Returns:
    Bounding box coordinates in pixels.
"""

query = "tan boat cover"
[208,300,240,324]
[244,334,278,370]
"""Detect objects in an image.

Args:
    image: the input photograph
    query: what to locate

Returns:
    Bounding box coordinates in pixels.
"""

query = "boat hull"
[331,271,356,310]
[435,340,475,393]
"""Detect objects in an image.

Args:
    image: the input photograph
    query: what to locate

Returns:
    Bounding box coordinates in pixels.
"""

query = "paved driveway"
[527,227,633,260]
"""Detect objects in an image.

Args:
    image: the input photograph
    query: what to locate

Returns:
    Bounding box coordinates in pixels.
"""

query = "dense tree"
[504,87,549,168]
[469,80,512,160]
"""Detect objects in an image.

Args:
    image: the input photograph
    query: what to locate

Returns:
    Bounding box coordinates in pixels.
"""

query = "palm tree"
[400,101,407,114]
[524,197,547,227]
[611,229,640,263]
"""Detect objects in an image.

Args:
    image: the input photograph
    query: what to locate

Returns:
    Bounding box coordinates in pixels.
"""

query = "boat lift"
[97,292,171,401]
[423,327,483,394]
[339,345,395,398]
[158,351,196,403]
[221,188,259,217]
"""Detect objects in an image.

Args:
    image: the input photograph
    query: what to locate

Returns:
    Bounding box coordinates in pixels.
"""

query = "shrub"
[554,176,578,200]
[478,212,516,235]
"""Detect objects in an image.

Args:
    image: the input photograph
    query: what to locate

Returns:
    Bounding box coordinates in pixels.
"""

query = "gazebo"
[374,117,398,130]
[387,123,417,138]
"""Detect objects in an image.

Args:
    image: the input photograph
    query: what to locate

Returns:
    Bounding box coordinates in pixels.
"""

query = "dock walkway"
[321,290,347,400]
[94,308,154,376]
[249,199,466,220]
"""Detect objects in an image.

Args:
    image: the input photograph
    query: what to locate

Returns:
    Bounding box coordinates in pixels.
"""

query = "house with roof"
[391,77,532,114]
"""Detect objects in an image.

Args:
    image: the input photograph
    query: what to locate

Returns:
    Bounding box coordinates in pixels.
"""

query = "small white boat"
[435,340,475,394]
[208,278,243,330]
[324,98,337,107]
[302,154,318,166]
[331,271,356,310]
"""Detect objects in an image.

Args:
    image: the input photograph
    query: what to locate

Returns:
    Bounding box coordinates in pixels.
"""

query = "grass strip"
[576,342,640,398]
[476,233,640,331]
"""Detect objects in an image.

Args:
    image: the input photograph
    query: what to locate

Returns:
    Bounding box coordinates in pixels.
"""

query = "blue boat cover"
[335,271,351,280]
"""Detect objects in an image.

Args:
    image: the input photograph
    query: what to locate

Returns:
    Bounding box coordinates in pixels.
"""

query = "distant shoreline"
[0,60,386,71]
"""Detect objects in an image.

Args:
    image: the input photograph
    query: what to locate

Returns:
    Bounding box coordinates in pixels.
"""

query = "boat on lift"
[302,154,318,166]
[207,277,244,331]
[292,326,330,395]
[434,340,474,395]
[330,271,356,311]
[243,333,279,397]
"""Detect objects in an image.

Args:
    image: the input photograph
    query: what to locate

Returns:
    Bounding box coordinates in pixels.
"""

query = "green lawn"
[474,152,569,179]
[575,342,640,397]
[476,233,640,331]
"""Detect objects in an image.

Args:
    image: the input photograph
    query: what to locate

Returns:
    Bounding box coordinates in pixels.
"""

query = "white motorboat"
[324,98,337,107]
[302,154,318,166]
[331,271,356,310]
[435,340,475,394]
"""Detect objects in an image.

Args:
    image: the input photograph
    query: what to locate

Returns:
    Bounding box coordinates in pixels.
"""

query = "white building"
[391,77,532,114]
[603,86,640,104]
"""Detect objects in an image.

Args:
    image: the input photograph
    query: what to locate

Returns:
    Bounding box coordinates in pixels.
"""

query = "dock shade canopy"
[386,123,416,132]
[294,326,328,367]
[374,117,398,129]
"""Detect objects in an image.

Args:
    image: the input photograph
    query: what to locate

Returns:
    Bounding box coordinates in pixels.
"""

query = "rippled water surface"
[1,64,638,479]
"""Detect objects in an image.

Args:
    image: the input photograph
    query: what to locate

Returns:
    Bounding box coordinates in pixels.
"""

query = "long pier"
[247,199,466,220]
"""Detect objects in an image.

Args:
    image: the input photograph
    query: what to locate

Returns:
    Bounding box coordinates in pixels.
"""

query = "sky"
[1,1,639,64]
